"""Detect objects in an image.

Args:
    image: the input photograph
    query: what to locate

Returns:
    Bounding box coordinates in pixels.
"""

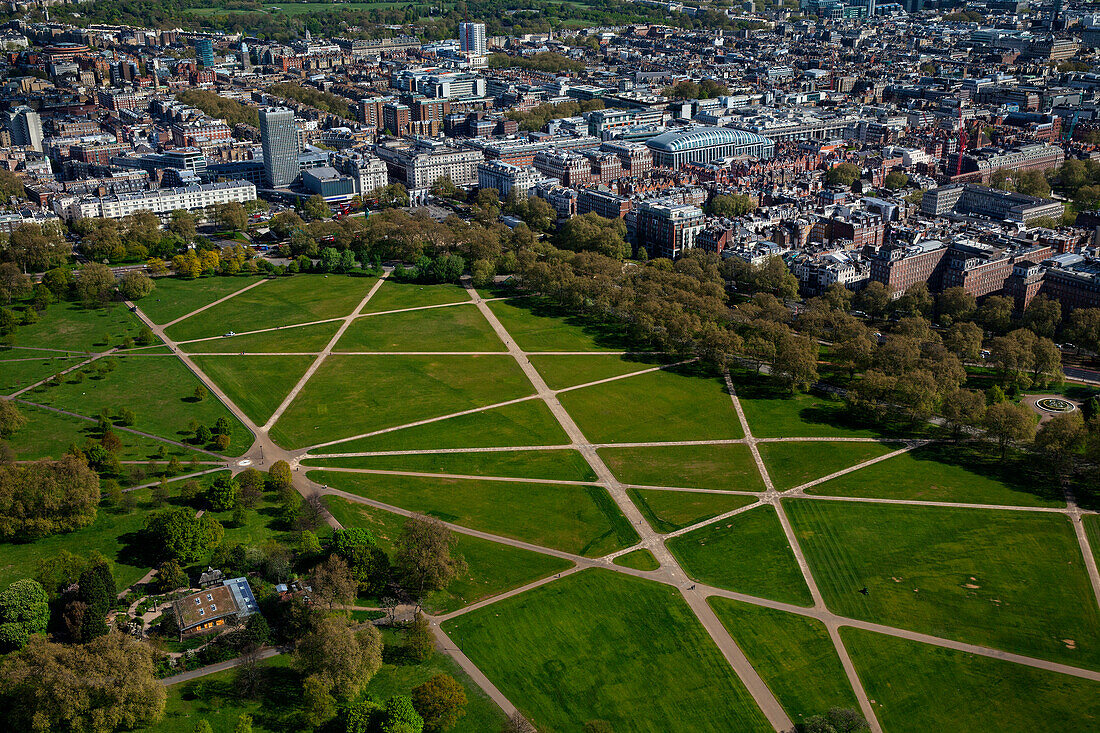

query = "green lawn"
[732,371,887,439]
[336,304,504,352]
[325,497,571,614]
[271,355,535,449]
[757,441,899,491]
[32,354,252,456]
[806,443,1066,507]
[530,353,671,390]
[559,364,743,443]
[313,399,569,453]
[309,470,637,557]
[668,505,813,606]
[786,499,1100,669]
[487,297,634,352]
[1086,515,1100,569]
[601,444,764,492]
[1,353,85,394]
[191,355,314,426]
[359,280,470,313]
[613,548,660,571]
[842,627,1100,733]
[0,489,156,591]
[709,599,859,722]
[301,449,596,482]
[139,276,263,325]
[5,402,209,463]
[8,301,150,353]
[180,320,340,354]
[165,275,373,341]
[442,569,772,733]
[628,488,757,534]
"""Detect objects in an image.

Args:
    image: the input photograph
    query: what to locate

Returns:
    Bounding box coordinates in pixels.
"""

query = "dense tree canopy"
[0,455,99,541]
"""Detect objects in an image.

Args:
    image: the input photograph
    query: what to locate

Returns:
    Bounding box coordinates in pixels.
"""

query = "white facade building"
[56,181,257,221]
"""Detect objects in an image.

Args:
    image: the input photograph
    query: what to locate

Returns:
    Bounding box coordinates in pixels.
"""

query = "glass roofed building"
[646,126,775,169]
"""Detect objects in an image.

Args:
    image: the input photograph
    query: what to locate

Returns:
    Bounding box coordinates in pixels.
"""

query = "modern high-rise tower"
[259,107,299,188]
[8,106,42,152]
[459,22,487,58]
[195,37,215,67]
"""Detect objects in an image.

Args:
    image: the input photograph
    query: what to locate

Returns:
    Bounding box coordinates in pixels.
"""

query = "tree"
[118,271,155,300]
[772,330,819,393]
[74,263,115,305]
[302,195,330,221]
[268,460,292,493]
[413,673,467,732]
[826,162,861,188]
[0,455,99,541]
[380,695,424,733]
[883,171,909,190]
[404,612,435,663]
[309,554,358,609]
[553,212,629,259]
[1016,169,1051,199]
[0,633,166,732]
[77,557,115,642]
[238,468,264,508]
[1035,411,1086,481]
[395,515,467,604]
[0,262,30,303]
[853,281,891,318]
[142,506,224,564]
[0,579,49,651]
[984,401,1037,458]
[706,193,755,217]
[894,282,933,318]
[0,398,27,438]
[1022,294,1061,339]
[1065,307,1100,354]
[330,527,391,597]
[941,389,986,440]
[431,175,457,199]
[193,721,214,733]
[233,714,254,733]
[167,209,197,241]
[977,295,1014,334]
[205,475,239,512]
[157,559,188,592]
[803,707,870,733]
[7,223,67,273]
[944,321,983,361]
[294,615,383,701]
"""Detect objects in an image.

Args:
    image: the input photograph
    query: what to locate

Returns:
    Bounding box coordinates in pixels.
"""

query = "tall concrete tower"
[259,107,298,188]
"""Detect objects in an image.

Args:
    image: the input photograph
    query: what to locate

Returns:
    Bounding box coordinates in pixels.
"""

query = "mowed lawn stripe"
[842,627,1100,733]
[806,442,1066,507]
[786,498,1100,670]
[301,449,597,482]
[316,399,569,453]
[668,505,814,607]
[757,440,900,491]
[359,280,470,313]
[180,320,341,354]
[165,274,374,341]
[336,304,505,352]
[191,355,315,426]
[709,598,860,721]
[309,470,638,557]
[443,569,773,733]
[600,443,764,492]
[559,364,743,443]
[325,497,572,614]
[270,354,535,449]
[628,488,757,534]
[138,275,263,325]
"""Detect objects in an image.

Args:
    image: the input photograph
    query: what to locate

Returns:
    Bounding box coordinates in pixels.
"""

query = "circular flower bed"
[1035,397,1076,414]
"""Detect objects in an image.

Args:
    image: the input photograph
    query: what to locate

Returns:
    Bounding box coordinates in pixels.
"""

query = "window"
[199,608,205,616]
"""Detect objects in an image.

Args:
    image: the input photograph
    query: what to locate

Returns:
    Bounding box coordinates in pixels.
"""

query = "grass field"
[613,548,660,571]
[325,497,571,613]
[757,441,899,491]
[271,354,535,449]
[139,276,263,325]
[165,275,373,341]
[733,371,885,439]
[360,280,470,313]
[1,353,84,393]
[559,364,743,443]
[5,402,210,463]
[191,355,314,426]
[336,304,504,352]
[8,301,150,353]
[628,488,757,533]
[487,297,634,352]
[786,499,1100,669]
[443,569,772,732]
[709,598,859,721]
[315,399,569,453]
[600,443,764,492]
[806,443,1066,507]
[309,470,638,557]
[301,448,597,482]
[1086,515,1100,568]
[842,627,1100,733]
[529,353,670,390]
[668,505,813,606]
[31,354,252,456]
[180,320,340,354]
